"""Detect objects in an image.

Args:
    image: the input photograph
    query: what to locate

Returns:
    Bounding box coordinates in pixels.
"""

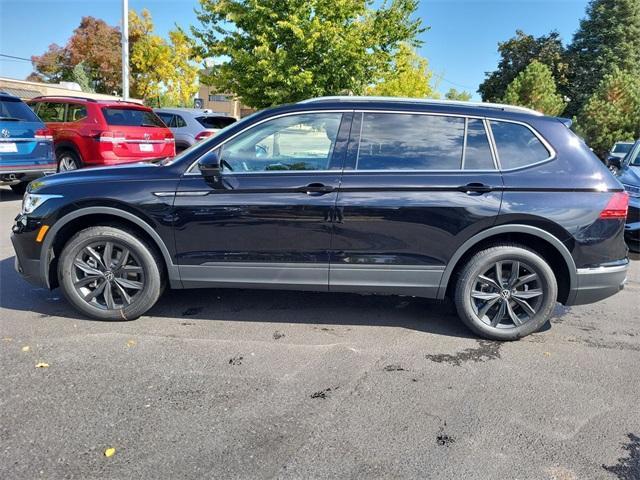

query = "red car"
[28,96,175,171]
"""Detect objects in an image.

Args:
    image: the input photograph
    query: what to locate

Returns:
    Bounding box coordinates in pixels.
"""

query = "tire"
[10,182,27,195]
[58,226,164,321]
[57,149,82,172]
[454,244,558,341]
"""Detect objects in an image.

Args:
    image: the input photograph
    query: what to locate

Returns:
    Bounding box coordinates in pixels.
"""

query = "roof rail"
[30,95,98,103]
[298,96,544,116]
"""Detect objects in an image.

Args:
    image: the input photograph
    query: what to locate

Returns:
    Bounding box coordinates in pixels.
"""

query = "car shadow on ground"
[0,255,478,339]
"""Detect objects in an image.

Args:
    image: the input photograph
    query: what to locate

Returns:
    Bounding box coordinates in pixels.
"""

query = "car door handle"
[458,183,492,194]
[298,183,335,196]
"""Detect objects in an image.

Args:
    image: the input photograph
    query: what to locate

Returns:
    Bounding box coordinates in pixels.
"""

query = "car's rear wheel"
[454,245,558,341]
[58,226,164,321]
[57,150,81,171]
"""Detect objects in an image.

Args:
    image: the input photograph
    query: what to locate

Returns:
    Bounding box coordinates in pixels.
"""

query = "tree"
[30,17,121,94]
[71,62,95,92]
[567,0,640,116]
[192,0,424,109]
[479,30,568,103]
[502,60,566,116]
[444,88,472,101]
[164,29,202,106]
[366,43,437,98]
[575,67,640,159]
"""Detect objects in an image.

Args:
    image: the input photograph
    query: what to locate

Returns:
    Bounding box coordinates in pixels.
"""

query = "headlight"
[21,193,63,214]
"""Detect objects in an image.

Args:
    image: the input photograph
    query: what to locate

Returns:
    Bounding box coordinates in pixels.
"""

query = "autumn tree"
[192,0,424,108]
[575,68,640,158]
[444,88,472,101]
[568,0,640,116]
[479,30,568,103]
[502,60,566,116]
[366,43,437,98]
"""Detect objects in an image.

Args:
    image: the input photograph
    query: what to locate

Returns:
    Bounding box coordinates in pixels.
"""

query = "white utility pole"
[121,0,129,100]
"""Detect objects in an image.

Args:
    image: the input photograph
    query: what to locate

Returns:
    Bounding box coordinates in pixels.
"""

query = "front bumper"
[567,263,628,306]
[11,232,48,288]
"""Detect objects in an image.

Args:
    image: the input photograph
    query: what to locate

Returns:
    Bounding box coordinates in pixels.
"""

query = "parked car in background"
[607,141,635,173]
[11,97,630,341]
[154,108,236,152]
[28,96,175,171]
[615,140,640,251]
[0,91,55,194]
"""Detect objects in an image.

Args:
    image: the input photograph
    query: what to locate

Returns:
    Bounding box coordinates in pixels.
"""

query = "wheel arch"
[439,225,577,304]
[41,207,180,289]
[54,141,83,164]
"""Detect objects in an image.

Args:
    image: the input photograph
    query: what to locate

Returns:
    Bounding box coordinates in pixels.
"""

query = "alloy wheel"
[471,260,544,329]
[71,241,145,310]
[59,154,78,171]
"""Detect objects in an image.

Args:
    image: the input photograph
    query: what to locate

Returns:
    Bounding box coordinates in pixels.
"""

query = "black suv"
[11,97,630,340]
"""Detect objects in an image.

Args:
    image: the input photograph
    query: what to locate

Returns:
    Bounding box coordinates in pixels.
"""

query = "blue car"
[0,91,56,195]
[616,140,640,251]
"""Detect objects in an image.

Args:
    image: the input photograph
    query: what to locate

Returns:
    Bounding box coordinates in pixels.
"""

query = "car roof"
[0,91,22,101]
[154,107,229,117]
[296,96,545,118]
[30,96,149,109]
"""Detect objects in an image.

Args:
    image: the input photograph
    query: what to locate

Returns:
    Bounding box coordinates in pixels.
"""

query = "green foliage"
[444,88,472,101]
[568,0,640,116]
[192,0,424,109]
[366,43,437,98]
[502,60,566,116]
[575,67,640,158]
[479,30,568,103]
[71,62,94,92]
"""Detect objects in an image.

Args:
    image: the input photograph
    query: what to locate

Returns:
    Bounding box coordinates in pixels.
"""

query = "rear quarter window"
[490,121,551,169]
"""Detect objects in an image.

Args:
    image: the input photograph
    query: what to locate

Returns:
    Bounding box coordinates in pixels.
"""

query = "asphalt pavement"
[1,186,639,480]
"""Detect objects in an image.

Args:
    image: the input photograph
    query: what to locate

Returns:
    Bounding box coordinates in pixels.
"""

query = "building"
[196,84,254,119]
[0,77,141,103]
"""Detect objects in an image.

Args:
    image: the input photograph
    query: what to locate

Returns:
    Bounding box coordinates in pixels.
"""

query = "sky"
[0,0,590,100]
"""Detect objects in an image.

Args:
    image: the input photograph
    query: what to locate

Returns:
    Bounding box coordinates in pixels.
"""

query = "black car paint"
[11,99,628,305]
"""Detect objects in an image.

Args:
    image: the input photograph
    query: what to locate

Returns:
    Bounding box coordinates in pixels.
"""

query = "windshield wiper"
[0,116,21,121]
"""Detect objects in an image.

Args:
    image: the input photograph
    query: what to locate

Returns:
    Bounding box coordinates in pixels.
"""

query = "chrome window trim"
[184,109,352,175]
[485,117,557,172]
[184,108,556,176]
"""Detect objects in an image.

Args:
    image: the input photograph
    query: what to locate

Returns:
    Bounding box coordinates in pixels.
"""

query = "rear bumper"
[0,166,57,185]
[566,263,628,306]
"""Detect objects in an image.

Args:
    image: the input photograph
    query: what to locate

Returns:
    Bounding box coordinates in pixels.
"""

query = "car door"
[330,111,503,297]
[173,110,352,290]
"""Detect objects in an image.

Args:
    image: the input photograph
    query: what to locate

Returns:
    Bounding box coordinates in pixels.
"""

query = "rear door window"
[490,121,551,169]
[102,108,165,127]
[464,119,494,170]
[174,115,187,128]
[156,112,175,127]
[355,113,465,170]
[37,102,66,122]
[66,104,87,122]
[0,97,40,122]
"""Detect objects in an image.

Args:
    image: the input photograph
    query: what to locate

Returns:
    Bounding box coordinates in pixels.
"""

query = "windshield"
[197,116,236,129]
[613,143,633,154]
[0,97,40,122]
[628,144,640,166]
[102,107,165,127]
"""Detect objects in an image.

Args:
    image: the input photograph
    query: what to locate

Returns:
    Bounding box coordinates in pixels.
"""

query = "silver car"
[154,108,236,152]
[609,141,635,160]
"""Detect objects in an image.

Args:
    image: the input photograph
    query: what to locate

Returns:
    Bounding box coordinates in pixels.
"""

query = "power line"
[0,53,32,62]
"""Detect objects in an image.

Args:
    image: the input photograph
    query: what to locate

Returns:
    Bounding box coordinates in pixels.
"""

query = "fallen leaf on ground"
[104,447,116,457]
[543,352,551,357]
[35,362,49,368]
[21,346,30,352]
[2,337,13,342]
[126,339,136,348]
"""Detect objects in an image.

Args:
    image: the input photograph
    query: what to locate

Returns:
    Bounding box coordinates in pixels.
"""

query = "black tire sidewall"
[56,149,82,172]
[58,226,162,321]
[455,246,558,341]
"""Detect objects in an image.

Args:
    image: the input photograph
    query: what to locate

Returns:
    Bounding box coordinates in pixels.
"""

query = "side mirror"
[198,151,221,179]
[607,156,622,170]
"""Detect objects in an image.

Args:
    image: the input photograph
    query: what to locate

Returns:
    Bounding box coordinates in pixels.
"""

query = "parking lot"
[0,186,639,479]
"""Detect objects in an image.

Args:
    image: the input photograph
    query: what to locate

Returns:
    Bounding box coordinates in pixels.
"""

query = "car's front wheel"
[58,226,164,321]
[454,244,558,341]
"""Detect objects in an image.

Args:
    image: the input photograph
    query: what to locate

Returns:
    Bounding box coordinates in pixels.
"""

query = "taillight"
[195,131,214,141]
[99,131,125,143]
[34,128,53,141]
[599,191,629,219]
[164,132,174,143]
